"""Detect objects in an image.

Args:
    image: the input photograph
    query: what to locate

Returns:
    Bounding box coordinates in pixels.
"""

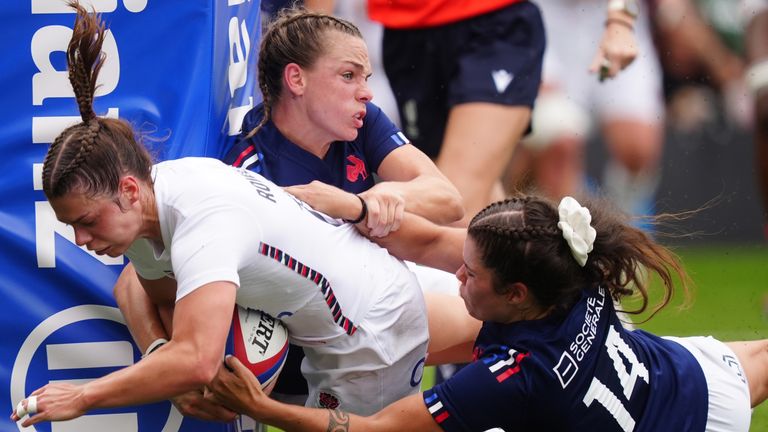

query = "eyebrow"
[341,60,372,77]
[463,260,475,273]
[68,213,91,225]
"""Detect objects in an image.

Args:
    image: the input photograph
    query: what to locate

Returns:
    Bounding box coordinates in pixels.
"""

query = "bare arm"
[112,264,236,421]
[286,186,465,273]
[372,144,464,227]
[589,1,640,79]
[113,263,172,353]
[746,8,768,221]
[209,356,442,432]
[286,144,464,238]
[367,212,466,273]
[655,0,745,89]
[16,282,237,426]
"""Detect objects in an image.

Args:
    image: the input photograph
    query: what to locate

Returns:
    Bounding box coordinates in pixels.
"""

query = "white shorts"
[539,0,664,123]
[666,336,752,432]
[301,266,429,416]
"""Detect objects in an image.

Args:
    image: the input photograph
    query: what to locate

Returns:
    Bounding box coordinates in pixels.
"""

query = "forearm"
[252,394,435,432]
[746,11,768,62]
[656,0,743,87]
[113,264,170,352]
[81,341,212,409]
[370,212,465,272]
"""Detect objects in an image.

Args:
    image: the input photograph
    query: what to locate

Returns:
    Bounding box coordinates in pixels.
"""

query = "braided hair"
[468,195,690,320]
[244,7,364,139]
[42,1,152,200]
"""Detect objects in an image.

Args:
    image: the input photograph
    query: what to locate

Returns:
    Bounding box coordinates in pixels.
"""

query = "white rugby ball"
[229,306,289,390]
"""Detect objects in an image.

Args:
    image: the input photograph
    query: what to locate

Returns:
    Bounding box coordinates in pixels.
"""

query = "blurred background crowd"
[266,0,768,245]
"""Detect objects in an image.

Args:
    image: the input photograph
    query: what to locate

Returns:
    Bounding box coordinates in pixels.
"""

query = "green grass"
[629,244,768,431]
[269,244,768,431]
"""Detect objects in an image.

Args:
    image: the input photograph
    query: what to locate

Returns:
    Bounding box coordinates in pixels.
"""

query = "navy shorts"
[382,1,546,158]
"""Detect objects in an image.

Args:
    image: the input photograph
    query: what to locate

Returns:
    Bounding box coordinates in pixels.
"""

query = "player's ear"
[117,175,141,208]
[504,282,529,305]
[284,63,305,97]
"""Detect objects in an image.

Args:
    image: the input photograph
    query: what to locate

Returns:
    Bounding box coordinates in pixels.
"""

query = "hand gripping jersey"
[126,157,428,414]
[221,102,408,194]
[424,288,708,431]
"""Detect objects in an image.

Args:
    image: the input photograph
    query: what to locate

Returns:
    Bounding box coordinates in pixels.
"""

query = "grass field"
[631,244,768,431]
[269,244,768,431]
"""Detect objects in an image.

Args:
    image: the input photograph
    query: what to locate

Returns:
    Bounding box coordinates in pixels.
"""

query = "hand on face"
[11,383,87,427]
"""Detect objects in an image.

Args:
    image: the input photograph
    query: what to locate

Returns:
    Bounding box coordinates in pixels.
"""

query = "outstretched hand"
[11,383,88,427]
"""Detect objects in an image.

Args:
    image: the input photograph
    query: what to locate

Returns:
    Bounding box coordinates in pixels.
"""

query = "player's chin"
[340,127,359,142]
[105,245,127,257]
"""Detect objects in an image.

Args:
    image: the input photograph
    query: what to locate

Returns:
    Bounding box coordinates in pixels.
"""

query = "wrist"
[343,195,367,224]
[143,338,169,358]
[605,16,634,31]
[607,0,639,19]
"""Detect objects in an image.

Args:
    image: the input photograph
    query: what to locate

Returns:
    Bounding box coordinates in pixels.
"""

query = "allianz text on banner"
[1,1,261,431]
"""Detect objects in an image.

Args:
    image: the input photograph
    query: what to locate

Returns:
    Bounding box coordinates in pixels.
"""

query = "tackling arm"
[209,355,443,432]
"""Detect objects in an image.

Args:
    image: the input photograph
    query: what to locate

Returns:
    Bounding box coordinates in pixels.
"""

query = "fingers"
[13,395,38,421]
[224,355,252,381]
[588,51,604,74]
[363,194,405,238]
[174,389,238,422]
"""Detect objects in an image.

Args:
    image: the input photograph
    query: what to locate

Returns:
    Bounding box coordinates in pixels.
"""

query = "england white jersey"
[125,157,419,348]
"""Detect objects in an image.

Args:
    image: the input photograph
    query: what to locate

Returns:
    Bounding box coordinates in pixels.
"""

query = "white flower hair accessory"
[557,196,597,267]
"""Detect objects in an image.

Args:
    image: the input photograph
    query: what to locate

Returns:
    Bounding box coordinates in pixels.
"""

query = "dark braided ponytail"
[42,1,152,201]
[468,195,691,319]
[244,7,364,139]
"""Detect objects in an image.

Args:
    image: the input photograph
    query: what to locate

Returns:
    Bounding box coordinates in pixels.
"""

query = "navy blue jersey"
[424,288,708,432]
[220,102,408,193]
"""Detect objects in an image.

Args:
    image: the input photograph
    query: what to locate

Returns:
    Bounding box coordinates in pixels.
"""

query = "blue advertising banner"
[0,1,261,431]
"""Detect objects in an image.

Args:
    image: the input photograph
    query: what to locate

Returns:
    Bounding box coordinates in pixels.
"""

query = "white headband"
[557,197,596,266]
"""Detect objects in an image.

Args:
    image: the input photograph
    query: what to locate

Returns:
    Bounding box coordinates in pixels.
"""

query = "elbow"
[179,345,224,388]
[445,197,465,223]
[434,193,464,225]
[196,353,223,385]
[439,180,465,224]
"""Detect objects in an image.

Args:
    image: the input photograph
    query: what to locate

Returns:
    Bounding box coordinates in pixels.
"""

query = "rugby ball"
[229,306,290,390]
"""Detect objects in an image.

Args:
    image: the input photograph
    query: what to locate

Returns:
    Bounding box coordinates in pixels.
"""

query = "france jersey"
[221,101,408,192]
[424,287,709,431]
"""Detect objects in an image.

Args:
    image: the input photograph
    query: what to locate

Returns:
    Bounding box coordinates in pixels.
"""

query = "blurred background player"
[743,0,768,237]
[509,0,664,229]
[370,0,547,226]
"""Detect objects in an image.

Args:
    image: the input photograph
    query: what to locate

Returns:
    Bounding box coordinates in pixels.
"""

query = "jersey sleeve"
[423,349,532,431]
[221,105,264,171]
[170,202,263,301]
[360,102,410,172]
